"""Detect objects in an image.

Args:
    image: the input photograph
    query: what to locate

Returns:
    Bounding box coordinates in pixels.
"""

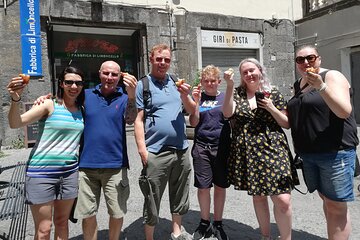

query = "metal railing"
[302,0,358,20]
[307,0,342,12]
[0,0,17,15]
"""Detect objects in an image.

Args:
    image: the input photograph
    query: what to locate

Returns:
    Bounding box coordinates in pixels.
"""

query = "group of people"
[6,43,358,240]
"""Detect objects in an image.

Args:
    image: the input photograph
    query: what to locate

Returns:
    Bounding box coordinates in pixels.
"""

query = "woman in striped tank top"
[7,66,85,240]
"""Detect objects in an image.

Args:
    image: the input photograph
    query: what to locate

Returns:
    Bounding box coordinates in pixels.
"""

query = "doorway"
[48,24,143,93]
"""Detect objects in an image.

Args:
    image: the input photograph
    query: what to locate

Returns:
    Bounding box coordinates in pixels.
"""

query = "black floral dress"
[228,86,299,196]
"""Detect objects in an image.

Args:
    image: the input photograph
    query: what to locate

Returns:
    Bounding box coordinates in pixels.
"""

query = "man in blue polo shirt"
[134,43,196,240]
[74,60,137,240]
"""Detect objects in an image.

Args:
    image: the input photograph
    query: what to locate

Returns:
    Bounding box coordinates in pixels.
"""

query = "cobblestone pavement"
[0,133,359,240]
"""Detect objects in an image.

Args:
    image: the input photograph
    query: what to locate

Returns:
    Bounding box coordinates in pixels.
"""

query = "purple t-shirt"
[194,92,230,146]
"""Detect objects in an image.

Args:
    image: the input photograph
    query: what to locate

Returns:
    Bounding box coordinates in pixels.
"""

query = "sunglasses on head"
[64,80,84,86]
[101,71,120,77]
[295,54,319,64]
[155,57,171,64]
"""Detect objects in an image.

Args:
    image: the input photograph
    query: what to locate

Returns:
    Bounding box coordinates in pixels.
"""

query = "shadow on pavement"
[69,209,327,240]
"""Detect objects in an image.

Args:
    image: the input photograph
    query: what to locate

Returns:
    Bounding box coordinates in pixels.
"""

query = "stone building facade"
[0,0,296,146]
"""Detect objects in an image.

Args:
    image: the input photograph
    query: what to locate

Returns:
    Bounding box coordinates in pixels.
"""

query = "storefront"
[0,1,296,146]
[200,30,261,91]
[48,24,142,93]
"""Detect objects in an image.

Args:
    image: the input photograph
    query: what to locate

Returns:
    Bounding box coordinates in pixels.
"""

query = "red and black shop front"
[46,23,145,93]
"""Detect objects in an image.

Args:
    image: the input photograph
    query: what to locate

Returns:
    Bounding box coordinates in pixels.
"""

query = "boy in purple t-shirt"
[190,65,231,240]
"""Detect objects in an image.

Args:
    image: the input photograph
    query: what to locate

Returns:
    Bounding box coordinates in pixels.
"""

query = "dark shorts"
[25,171,78,205]
[191,143,230,189]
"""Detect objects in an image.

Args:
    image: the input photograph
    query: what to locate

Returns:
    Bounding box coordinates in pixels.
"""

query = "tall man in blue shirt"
[74,60,137,240]
[134,44,196,240]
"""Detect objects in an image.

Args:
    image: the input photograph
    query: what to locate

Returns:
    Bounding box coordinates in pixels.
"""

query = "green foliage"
[11,135,25,149]
[0,151,7,158]
[192,69,201,87]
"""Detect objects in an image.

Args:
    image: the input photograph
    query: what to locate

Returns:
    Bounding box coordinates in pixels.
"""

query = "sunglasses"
[101,71,120,77]
[295,54,319,64]
[155,57,171,64]
[64,80,84,86]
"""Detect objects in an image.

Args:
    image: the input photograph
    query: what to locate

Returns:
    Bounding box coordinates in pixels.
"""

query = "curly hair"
[201,65,221,81]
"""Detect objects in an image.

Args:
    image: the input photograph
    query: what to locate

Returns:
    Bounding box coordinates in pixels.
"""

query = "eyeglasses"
[155,57,171,64]
[64,80,84,87]
[295,54,319,64]
[101,71,119,77]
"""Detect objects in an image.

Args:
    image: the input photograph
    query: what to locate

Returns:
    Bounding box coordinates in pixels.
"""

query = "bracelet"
[11,96,21,102]
[317,82,327,92]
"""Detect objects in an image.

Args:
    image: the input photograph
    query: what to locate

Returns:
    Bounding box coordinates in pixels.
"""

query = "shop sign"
[24,102,38,147]
[20,0,42,76]
[201,30,260,49]
[54,52,121,59]
[65,38,119,53]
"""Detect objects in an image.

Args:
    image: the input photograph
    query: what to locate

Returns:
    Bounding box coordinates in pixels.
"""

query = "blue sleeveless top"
[27,100,84,178]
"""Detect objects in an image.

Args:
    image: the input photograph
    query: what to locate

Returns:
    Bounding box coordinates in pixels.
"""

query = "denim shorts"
[300,148,356,202]
[25,171,78,205]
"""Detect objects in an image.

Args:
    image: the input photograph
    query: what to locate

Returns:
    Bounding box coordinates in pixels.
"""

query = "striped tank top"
[27,100,84,178]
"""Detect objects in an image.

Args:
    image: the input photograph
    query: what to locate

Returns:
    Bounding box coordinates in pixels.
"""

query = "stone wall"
[0,1,51,146]
[0,0,296,146]
[0,2,22,147]
[175,12,296,97]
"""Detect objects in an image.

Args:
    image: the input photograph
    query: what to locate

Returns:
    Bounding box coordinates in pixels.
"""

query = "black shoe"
[213,222,229,240]
[193,220,213,240]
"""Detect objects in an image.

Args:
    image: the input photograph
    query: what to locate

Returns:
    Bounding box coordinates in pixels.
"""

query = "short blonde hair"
[201,65,221,81]
[150,43,171,57]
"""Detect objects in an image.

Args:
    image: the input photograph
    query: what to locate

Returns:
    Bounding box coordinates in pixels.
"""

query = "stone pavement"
[0,134,359,240]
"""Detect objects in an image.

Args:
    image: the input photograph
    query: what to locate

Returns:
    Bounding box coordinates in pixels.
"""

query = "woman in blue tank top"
[7,66,85,239]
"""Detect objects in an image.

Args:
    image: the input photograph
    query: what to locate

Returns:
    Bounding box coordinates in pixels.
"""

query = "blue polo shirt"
[136,74,188,153]
[80,84,129,168]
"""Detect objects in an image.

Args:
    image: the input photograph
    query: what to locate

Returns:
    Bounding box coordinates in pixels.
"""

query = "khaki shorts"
[74,168,130,219]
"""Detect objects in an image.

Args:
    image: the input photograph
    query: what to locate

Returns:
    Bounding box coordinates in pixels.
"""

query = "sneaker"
[193,220,213,240]
[213,222,228,240]
[171,226,193,240]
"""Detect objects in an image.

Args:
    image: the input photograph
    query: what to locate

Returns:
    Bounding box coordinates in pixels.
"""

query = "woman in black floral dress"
[222,58,298,240]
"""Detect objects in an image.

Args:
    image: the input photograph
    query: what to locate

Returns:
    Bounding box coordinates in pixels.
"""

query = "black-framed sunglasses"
[64,80,84,87]
[155,57,171,64]
[295,54,319,64]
